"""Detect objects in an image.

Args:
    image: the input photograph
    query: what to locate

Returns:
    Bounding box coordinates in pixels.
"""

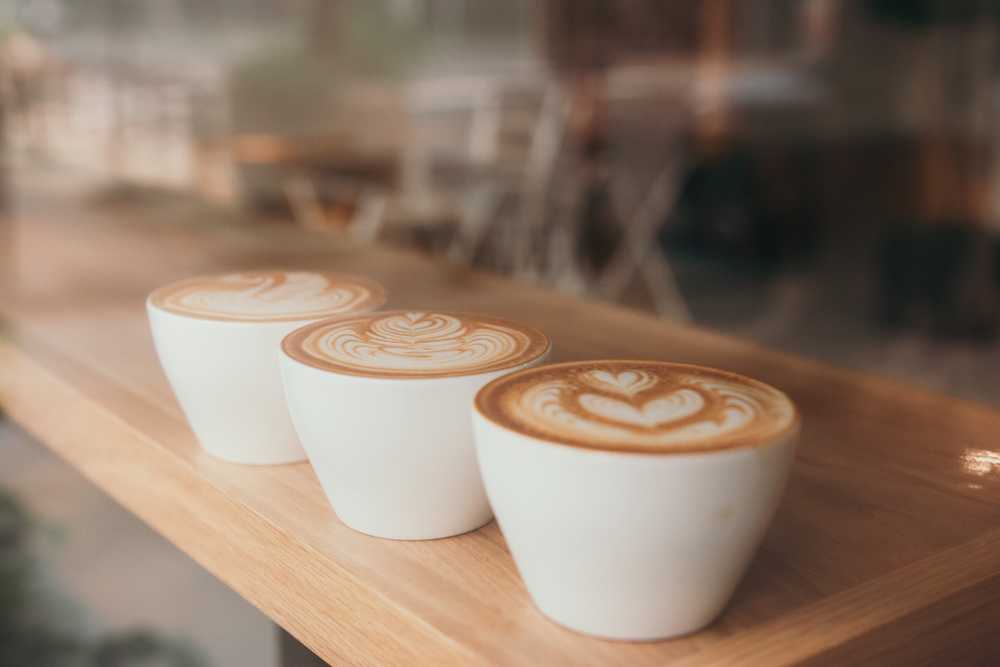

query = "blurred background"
[2,1,1000,665]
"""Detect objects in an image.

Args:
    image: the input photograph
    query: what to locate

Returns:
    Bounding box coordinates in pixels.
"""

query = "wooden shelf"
[2,188,1000,665]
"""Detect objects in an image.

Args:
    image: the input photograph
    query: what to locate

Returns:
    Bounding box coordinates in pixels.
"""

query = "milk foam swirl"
[476,362,797,453]
[149,271,385,322]
[283,311,549,378]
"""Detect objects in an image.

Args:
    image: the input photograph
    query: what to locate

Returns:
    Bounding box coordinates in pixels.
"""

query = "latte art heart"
[578,389,705,428]
[283,311,550,379]
[149,271,385,322]
[581,369,659,397]
[476,361,797,453]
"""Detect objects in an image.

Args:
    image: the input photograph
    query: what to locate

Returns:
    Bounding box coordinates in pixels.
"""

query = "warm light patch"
[961,449,1000,476]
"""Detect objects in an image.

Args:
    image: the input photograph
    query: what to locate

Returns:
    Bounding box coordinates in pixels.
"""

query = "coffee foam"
[475,361,798,453]
[148,271,386,322]
[282,311,550,379]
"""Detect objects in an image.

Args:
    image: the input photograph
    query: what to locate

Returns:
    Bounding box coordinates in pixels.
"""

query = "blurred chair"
[597,165,691,320]
[447,81,568,273]
[405,75,562,267]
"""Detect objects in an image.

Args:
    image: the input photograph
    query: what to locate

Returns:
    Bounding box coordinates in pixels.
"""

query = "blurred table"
[1,173,1000,665]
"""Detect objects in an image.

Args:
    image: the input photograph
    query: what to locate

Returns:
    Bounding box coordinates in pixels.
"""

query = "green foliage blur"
[0,490,205,667]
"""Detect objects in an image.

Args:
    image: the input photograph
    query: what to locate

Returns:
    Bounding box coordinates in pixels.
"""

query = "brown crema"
[475,360,799,454]
[282,310,550,379]
[148,270,386,322]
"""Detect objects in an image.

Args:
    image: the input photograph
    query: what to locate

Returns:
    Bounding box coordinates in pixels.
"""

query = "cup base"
[199,445,308,466]
[336,514,495,541]
[532,599,717,642]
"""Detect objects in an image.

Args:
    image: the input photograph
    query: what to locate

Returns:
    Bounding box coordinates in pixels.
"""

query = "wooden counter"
[2,184,1000,665]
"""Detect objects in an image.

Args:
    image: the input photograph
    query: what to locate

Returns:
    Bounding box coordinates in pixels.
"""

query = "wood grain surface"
[2,180,1000,665]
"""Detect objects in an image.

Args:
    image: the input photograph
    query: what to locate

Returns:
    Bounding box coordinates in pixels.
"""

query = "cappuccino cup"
[473,360,799,640]
[147,270,386,464]
[280,310,550,540]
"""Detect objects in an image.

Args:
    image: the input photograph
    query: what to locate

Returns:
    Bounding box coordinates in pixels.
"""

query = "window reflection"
[3,3,1000,392]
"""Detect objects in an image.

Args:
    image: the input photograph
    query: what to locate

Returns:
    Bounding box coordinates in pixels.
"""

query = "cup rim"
[145,269,387,324]
[473,359,802,456]
[280,309,552,382]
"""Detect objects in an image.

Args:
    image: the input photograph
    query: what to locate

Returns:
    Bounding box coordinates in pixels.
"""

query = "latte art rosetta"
[149,271,385,322]
[476,362,798,453]
[283,311,550,378]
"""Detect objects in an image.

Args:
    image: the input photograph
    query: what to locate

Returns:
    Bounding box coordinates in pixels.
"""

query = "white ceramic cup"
[472,360,800,640]
[147,270,386,465]
[280,310,550,540]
